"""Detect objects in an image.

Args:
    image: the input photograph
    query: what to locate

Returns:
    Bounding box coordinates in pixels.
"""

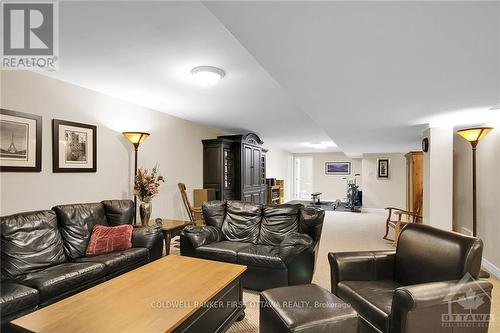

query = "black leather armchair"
[329,223,493,333]
[0,199,163,324]
[181,200,324,291]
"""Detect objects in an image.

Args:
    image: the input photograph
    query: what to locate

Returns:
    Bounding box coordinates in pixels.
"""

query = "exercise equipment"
[332,174,362,212]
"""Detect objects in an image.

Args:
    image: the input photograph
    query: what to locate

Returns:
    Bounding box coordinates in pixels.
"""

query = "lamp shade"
[122,132,150,145]
[456,127,492,145]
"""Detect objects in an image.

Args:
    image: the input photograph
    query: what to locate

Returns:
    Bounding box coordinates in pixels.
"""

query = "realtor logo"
[1,1,58,70]
[441,273,493,329]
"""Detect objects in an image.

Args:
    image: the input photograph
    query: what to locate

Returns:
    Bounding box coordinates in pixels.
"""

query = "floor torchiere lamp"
[456,126,493,278]
[122,132,150,223]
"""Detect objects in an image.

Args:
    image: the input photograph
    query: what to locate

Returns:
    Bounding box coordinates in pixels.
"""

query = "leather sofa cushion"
[337,280,401,332]
[395,223,483,285]
[196,241,251,263]
[53,203,108,260]
[85,225,133,256]
[260,284,358,333]
[222,201,262,244]
[0,283,39,316]
[1,210,66,280]
[75,248,148,275]
[101,200,135,226]
[16,262,106,301]
[258,204,301,246]
[202,201,227,228]
[237,245,286,269]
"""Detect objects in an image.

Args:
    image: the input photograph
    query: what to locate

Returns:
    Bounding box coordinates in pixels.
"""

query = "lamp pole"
[457,127,493,279]
[122,132,150,225]
[133,142,139,212]
[472,144,477,237]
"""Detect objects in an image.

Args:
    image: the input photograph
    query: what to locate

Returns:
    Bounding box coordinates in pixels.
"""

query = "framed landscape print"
[52,119,97,172]
[377,158,390,179]
[325,161,351,175]
[0,109,42,172]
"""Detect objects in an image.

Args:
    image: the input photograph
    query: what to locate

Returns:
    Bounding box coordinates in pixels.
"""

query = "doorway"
[294,156,313,200]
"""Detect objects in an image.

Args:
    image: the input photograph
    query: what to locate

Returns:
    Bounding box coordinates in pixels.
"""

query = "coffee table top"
[12,256,246,333]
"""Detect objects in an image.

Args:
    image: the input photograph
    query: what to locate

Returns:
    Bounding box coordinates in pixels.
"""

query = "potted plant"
[134,165,165,226]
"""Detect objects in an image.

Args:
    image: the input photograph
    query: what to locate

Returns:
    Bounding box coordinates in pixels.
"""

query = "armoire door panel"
[204,147,221,184]
[252,148,261,187]
[244,145,253,188]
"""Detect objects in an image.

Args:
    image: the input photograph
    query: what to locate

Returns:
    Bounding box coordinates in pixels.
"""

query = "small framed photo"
[52,119,96,172]
[0,109,42,172]
[377,158,390,179]
[325,161,351,175]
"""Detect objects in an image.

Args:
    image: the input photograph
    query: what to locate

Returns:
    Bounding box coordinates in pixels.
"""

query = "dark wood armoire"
[202,133,267,204]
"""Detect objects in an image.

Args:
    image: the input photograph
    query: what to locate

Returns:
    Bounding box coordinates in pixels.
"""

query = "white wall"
[265,147,293,202]
[293,152,362,202]
[423,127,454,230]
[453,125,500,274]
[361,153,406,209]
[289,152,406,209]
[0,70,223,219]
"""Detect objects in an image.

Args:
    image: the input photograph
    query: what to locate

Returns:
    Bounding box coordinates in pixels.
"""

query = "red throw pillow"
[85,224,133,256]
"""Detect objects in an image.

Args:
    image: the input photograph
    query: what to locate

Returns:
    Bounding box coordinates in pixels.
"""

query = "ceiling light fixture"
[191,66,225,86]
[303,141,337,150]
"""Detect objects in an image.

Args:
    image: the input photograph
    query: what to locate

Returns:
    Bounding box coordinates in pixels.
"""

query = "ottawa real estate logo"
[441,273,493,329]
[1,1,58,70]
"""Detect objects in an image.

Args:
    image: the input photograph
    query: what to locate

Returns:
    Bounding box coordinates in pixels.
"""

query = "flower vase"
[139,201,152,226]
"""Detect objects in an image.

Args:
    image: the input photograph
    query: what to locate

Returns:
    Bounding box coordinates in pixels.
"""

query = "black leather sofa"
[0,200,163,324]
[329,223,493,333]
[180,200,324,291]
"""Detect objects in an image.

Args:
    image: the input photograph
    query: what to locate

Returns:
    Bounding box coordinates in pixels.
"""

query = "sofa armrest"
[181,225,224,249]
[279,232,316,286]
[132,222,164,261]
[328,250,395,295]
[279,232,313,265]
[391,279,493,333]
[299,207,325,244]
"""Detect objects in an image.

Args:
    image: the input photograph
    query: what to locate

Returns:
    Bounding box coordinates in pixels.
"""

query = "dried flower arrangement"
[134,165,165,202]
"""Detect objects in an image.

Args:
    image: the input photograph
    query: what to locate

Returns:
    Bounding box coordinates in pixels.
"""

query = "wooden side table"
[152,219,192,255]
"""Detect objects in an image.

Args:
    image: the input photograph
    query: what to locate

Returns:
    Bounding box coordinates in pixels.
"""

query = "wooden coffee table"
[11,256,246,333]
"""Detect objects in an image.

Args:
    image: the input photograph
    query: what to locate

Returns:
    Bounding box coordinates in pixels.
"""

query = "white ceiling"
[44,1,499,155]
[205,1,500,155]
[43,1,336,153]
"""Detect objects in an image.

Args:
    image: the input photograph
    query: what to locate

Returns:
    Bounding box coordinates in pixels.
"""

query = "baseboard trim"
[362,208,385,213]
[482,258,500,279]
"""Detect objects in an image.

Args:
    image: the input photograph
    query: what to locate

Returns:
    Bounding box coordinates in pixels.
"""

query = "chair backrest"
[178,183,195,223]
[395,223,483,285]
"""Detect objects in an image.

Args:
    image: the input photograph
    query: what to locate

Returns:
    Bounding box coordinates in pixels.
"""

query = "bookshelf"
[267,179,285,204]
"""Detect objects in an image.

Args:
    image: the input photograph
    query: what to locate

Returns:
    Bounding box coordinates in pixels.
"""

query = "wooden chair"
[177,183,203,225]
[383,207,422,244]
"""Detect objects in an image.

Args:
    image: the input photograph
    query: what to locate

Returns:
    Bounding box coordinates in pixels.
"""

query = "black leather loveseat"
[329,223,493,333]
[0,200,163,324]
[180,200,324,291]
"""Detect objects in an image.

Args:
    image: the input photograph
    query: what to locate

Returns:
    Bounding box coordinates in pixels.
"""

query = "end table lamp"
[456,126,493,278]
[122,131,150,222]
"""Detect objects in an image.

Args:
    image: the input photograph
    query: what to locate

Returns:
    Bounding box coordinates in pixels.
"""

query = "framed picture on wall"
[325,161,351,175]
[52,119,97,172]
[0,109,42,172]
[377,158,390,179]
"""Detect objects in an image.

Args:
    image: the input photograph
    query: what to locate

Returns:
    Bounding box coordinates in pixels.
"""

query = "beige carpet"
[171,210,499,332]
